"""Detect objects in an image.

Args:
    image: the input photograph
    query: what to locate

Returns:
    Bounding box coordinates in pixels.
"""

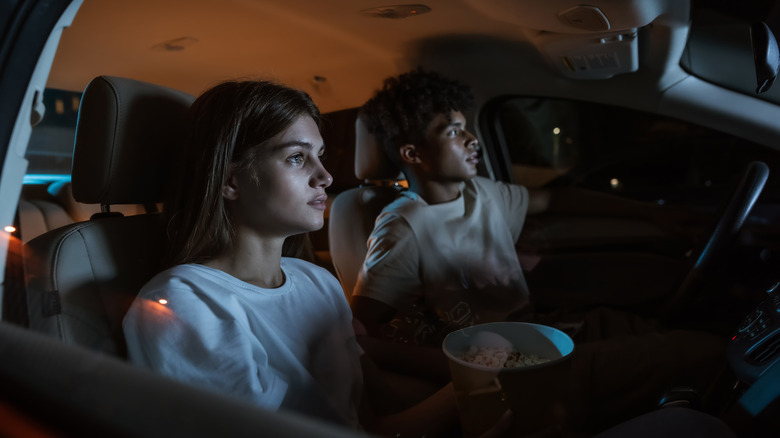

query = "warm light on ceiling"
[360,4,431,19]
[151,37,199,52]
[4,226,16,233]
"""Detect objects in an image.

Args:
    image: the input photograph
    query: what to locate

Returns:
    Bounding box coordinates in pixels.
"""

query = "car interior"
[3,0,780,436]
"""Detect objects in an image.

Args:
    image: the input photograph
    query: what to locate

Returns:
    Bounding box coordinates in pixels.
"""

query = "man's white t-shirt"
[123,258,362,428]
[353,176,531,345]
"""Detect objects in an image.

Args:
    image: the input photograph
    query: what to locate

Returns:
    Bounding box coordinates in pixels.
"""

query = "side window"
[25,88,81,177]
[486,96,780,207]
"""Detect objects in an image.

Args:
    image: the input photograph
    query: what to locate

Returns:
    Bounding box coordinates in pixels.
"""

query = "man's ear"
[222,168,241,200]
[399,144,422,164]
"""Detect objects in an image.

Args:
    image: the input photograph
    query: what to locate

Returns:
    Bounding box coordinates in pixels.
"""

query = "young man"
[350,69,727,433]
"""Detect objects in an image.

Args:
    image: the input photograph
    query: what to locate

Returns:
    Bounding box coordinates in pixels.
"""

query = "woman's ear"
[222,168,241,200]
[399,144,421,164]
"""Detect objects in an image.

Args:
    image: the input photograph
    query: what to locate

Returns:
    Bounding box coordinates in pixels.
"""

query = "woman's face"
[229,115,332,238]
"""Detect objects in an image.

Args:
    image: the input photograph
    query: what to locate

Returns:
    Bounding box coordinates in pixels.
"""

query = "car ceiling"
[49,0,520,112]
[44,1,683,108]
[45,0,780,141]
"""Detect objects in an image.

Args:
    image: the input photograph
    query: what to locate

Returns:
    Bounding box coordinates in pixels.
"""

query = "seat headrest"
[71,76,195,205]
[354,115,403,181]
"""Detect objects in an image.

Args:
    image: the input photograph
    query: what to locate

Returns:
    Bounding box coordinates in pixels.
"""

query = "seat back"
[19,180,148,243]
[24,76,194,357]
[328,116,404,299]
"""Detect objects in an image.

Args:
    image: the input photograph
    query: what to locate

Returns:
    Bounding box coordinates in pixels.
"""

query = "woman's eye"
[288,153,304,165]
[448,129,458,137]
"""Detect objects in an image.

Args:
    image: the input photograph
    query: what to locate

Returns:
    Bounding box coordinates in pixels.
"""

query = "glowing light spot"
[158,299,168,305]
[609,178,620,189]
[553,127,561,135]
[4,226,16,233]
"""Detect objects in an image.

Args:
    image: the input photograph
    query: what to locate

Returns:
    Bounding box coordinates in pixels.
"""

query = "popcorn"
[460,346,549,368]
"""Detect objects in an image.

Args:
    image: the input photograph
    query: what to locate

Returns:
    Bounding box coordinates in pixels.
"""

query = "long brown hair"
[163,80,321,267]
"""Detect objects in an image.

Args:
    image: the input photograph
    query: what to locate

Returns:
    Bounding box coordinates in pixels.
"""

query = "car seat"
[24,76,194,358]
[328,115,405,299]
[19,180,149,244]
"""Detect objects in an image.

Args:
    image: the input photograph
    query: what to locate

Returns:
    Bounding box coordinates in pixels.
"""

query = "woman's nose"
[313,166,333,188]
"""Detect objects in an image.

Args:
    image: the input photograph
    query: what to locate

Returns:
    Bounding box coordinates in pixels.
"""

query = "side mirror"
[750,22,780,94]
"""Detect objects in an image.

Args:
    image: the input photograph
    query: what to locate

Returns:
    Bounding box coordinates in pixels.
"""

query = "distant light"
[553,127,561,135]
[704,180,712,187]
[657,199,665,205]
[158,299,168,305]
[609,178,620,189]
[4,226,15,233]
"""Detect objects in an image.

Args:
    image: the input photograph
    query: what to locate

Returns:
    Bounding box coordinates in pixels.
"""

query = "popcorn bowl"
[442,322,575,437]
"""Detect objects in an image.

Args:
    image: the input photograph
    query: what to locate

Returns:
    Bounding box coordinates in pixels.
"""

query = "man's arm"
[528,186,658,216]
[351,296,451,384]
[350,295,396,337]
[527,186,708,236]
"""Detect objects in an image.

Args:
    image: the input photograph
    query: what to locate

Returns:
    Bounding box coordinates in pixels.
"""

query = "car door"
[0,0,81,318]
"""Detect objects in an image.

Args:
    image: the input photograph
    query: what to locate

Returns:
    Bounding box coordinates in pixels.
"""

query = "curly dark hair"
[360,68,474,167]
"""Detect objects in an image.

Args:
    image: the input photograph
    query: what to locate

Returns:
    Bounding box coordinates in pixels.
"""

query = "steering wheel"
[663,160,770,320]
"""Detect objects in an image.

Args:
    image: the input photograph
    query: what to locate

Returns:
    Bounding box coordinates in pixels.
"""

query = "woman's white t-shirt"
[123,258,362,428]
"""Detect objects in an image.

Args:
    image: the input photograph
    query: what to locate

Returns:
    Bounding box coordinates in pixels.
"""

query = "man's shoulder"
[468,176,527,199]
[469,175,512,191]
[377,191,419,219]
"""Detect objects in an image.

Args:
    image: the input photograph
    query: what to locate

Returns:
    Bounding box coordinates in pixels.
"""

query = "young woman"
[121,80,458,437]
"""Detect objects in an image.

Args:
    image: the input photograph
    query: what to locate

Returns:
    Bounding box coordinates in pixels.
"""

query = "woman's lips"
[309,194,328,210]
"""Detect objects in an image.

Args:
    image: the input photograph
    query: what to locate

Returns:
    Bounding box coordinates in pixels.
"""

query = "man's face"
[416,110,480,183]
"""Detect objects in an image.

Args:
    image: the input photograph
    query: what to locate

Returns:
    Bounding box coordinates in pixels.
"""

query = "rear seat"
[18,180,148,243]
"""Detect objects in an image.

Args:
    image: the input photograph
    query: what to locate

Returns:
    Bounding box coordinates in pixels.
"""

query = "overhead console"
[463,0,681,79]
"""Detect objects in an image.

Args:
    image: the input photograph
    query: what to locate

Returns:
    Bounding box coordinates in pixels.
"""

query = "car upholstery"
[24,75,193,357]
[329,115,405,299]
